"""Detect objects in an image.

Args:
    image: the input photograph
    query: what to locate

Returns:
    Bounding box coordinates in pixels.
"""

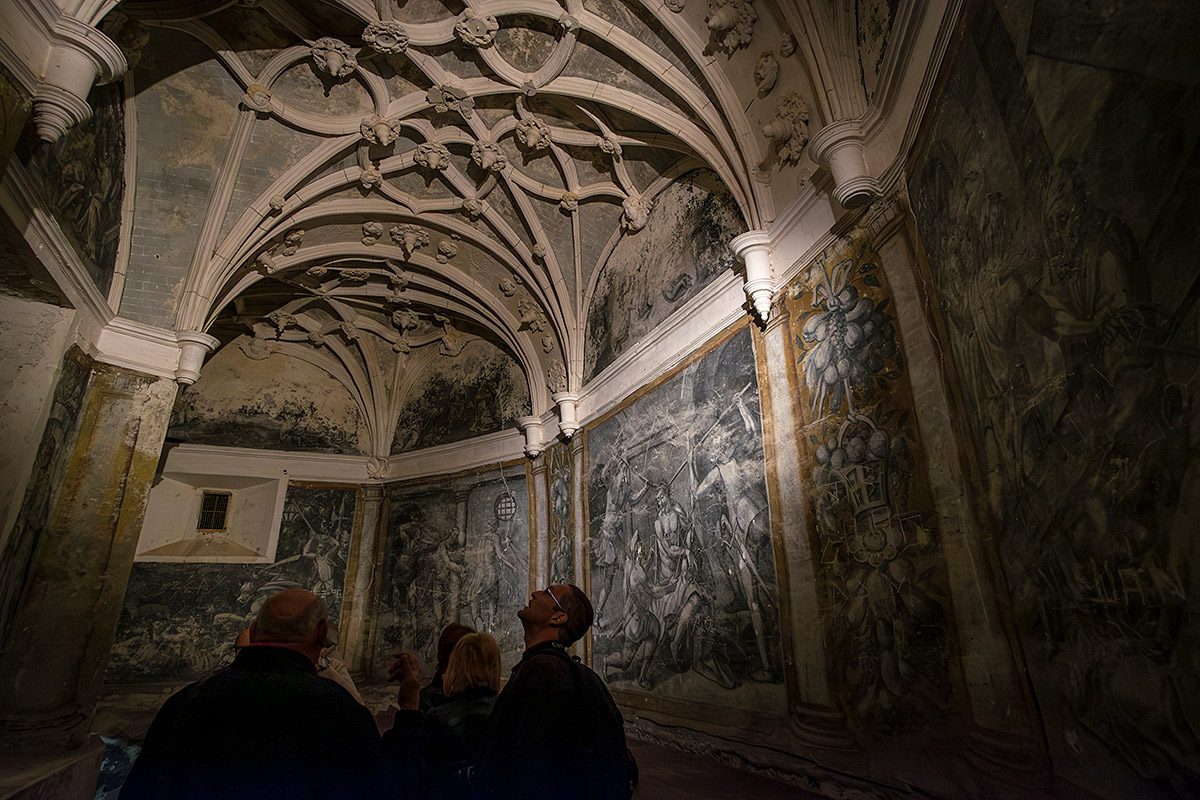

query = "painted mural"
[106,486,356,683]
[587,327,783,711]
[22,83,124,296]
[546,441,575,583]
[169,345,367,454]
[391,340,531,454]
[909,2,1200,796]
[584,169,746,381]
[0,348,91,646]
[374,467,530,675]
[787,233,955,737]
[856,0,899,99]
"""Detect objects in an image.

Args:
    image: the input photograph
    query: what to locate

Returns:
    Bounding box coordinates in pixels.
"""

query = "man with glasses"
[473,582,636,800]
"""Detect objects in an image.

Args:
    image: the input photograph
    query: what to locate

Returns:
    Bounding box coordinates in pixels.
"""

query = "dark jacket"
[120,646,391,800]
[387,687,496,799]
[472,642,635,800]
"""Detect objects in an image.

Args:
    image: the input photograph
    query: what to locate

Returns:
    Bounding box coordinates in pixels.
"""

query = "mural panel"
[106,486,356,683]
[169,346,367,454]
[22,83,124,296]
[374,467,530,675]
[587,327,784,712]
[787,234,955,737]
[391,340,530,454]
[909,2,1200,795]
[584,169,745,382]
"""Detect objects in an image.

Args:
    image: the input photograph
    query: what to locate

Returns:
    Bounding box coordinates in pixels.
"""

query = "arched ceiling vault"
[95,0,853,457]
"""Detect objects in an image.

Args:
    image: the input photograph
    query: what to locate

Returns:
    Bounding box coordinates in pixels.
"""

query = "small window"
[197,492,231,532]
[494,491,516,521]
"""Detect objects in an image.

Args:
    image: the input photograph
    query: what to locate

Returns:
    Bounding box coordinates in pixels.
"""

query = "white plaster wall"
[0,294,76,551]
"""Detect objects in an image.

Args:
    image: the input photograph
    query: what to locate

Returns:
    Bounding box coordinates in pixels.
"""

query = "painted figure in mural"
[593,453,649,620]
[692,421,773,681]
[650,482,706,664]
[550,465,573,581]
[432,539,465,628]
[602,528,662,688]
[466,520,513,633]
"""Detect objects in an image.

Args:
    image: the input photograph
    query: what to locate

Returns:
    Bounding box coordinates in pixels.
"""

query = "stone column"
[339,484,383,675]
[758,305,851,748]
[0,351,177,753]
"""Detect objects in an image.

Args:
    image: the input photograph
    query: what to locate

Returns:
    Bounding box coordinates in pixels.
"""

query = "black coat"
[120,646,391,800]
[386,686,496,799]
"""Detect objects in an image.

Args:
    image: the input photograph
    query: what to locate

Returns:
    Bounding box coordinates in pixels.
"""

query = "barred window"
[197,492,231,532]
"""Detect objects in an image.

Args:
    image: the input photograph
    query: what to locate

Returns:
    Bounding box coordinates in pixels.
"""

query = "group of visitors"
[119,583,637,800]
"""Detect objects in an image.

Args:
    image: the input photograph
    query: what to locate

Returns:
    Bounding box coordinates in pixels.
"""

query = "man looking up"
[473,583,636,800]
[121,588,390,800]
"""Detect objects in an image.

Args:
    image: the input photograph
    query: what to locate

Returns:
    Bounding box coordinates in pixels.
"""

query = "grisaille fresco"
[374,467,529,675]
[21,83,124,296]
[106,486,355,683]
[391,339,531,454]
[587,327,783,711]
[584,169,746,382]
[546,441,574,582]
[788,234,955,737]
[909,1,1200,795]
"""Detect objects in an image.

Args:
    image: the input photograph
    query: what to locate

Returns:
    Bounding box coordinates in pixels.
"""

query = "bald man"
[121,589,391,800]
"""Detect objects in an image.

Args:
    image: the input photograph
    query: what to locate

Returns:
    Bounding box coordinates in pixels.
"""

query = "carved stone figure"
[780,32,797,58]
[499,277,517,296]
[240,334,275,361]
[362,20,409,54]
[621,194,653,232]
[361,221,383,245]
[310,37,357,78]
[414,142,451,171]
[341,268,370,282]
[665,0,685,12]
[704,0,756,55]
[268,195,285,212]
[306,265,329,278]
[455,10,500,47]
[599,135,623,158]
[547,359,568,393]
[307,330,325,347]
[471,141,507,172]
[388,265,411,291]
[541,334,555,354]
[532,242,548,259]
[517,299,546,332]
[267,310,296,332]
[390,224,429,258]
[754,51,779,98]
[392,306,419,331]
[559,192,579,212]
[762,93,811,165]
[436,240,458,263]
[241,84,272,112]
[515,116,552,151]
[256,250,277,274]
[359,166,383,189]
[461,196,486,217]
[281,229,305,256]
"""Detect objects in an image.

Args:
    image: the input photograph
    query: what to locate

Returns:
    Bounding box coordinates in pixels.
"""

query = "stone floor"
[94,734,820,799]
[628,739,821,799]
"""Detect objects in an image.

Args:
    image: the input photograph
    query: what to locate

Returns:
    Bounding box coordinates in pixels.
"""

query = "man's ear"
[549,610,568,628]
[314,618,329,648]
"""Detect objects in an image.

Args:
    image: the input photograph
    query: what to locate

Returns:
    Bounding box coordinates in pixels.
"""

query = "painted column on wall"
[0,350,176,752]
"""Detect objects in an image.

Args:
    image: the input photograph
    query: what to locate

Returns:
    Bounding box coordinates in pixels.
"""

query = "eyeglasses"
[544,585,566,613]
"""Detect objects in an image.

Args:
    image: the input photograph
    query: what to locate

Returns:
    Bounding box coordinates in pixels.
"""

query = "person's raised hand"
[388,650,424,711]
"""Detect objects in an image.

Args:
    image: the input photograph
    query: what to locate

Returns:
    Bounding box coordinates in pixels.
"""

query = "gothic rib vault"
[57,0,899,464]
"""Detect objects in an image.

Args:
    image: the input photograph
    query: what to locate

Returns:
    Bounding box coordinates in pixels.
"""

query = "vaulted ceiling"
[94,0,894,459]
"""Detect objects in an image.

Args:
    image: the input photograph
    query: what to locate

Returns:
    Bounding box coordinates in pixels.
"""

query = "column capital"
[174,330,220,385]
[33,16,126,142]
[731,229,774,325]
[517,416,543,459]
[808,120,882,209]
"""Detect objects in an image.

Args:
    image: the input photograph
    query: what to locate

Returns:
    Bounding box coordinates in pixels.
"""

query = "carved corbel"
[436,240,458,263]
[518,416,544,459]
[808,120,883,209]
[552,392,580,439]
[755,51,779,98]
[33,19,127,143]
[731,230,774,325]
[515,115,552,151]
[621,194,652,232]
[175,331,220,385]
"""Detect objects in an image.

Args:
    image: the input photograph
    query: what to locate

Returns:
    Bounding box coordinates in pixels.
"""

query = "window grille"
[197,492,231,531]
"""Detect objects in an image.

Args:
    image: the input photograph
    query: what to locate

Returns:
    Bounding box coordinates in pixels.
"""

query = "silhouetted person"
[474,583,637,800]
[421,622,475,712]
[121,589,389,800]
